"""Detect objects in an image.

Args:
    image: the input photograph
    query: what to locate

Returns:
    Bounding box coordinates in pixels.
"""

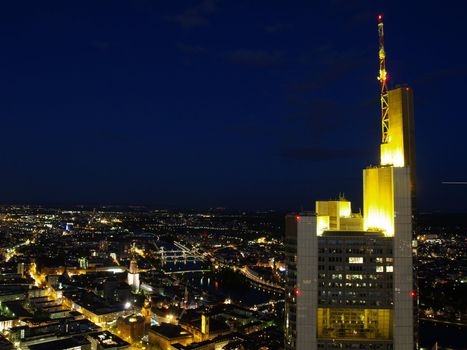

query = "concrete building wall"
[284,215,297,349]
[295,215,317,350]
[393,167,414,350]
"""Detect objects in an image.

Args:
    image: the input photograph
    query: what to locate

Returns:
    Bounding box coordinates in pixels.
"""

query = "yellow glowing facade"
[316,215,329,236]
[339,215,363,231]
[316,198,363,233]
[363,86,415,237]
[380,88,413,167]
[316,199,351,230]
[363,167,394,236]
[317,308,393,340]
[201,314,209,335]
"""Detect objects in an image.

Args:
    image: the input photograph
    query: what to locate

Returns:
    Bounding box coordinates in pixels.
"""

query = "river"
[187,271,279,307]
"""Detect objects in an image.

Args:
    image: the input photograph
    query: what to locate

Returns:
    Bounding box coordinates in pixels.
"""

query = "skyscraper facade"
[285,18,416,350]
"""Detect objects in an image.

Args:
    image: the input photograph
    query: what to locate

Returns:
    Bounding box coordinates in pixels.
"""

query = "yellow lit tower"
[377,14,416,207]
[284,15,416,350]
[362,17,415,350]
[142,298,152,328]
[127,244,140,292]
[364,14,416,235]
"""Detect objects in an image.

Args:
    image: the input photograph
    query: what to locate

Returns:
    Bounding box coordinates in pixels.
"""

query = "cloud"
[281,147,369,161]
[225,49,284,67]
[166,0,218,28]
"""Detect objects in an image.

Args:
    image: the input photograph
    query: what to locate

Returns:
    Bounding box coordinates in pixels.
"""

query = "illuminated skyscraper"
[285,16,416,350]
[381,86,416,209]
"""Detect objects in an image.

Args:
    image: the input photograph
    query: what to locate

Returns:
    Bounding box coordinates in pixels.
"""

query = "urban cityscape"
[0,2,466,350]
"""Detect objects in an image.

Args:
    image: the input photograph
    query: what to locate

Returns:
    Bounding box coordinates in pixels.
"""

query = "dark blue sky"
[0,1,466,211]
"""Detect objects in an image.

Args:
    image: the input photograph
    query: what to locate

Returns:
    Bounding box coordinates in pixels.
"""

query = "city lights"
[0,4,462,350]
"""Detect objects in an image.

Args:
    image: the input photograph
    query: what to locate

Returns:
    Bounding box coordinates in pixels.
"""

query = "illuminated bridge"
[239,266,284,294]
[153,240,206,266]
[251,299,285,311]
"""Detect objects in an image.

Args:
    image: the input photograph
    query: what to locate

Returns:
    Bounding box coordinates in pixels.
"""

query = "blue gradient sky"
[0,1,466,211]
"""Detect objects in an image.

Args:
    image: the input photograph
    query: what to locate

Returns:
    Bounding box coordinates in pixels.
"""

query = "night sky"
[1,1,466,211]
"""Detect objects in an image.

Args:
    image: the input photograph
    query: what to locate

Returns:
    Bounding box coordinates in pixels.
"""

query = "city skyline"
[1,1,466,210]
[0,5,464,349]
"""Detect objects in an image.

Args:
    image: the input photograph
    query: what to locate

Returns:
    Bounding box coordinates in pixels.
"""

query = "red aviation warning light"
[296,215,301,222]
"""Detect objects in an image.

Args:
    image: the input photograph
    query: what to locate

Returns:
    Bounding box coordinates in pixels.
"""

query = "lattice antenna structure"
[377,14,390,144]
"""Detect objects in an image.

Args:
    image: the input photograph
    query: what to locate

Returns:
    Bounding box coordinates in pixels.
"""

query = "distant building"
[16,263,25,277]
[86,331,130,350]
[62,290,132,325]
[79,257,89,270]
[127,257,140,292]
[180,313,231,343]
[117,315,145,343]
[28,336,91,350]
[103,280,131,305]
[141,298,152,326]
[149,323,193,350]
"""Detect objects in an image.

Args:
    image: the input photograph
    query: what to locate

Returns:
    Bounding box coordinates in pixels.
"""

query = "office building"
[285,16,416,350]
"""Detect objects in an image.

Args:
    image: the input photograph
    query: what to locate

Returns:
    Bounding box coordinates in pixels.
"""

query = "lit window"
[349,257,363,264]
[376,266,384,272]
[376,257,384,263]
[386,258,393,262]
[346,274,363,280]
[386,266,393,272]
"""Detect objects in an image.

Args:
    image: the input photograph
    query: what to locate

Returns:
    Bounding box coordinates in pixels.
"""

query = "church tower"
[127,245,140,292]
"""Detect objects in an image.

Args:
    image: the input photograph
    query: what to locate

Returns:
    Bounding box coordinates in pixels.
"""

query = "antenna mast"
[377,14,389,144]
